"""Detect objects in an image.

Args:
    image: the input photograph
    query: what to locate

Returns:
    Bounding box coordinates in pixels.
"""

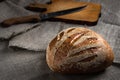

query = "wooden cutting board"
[27,0,101,22]
[45,0,101,22]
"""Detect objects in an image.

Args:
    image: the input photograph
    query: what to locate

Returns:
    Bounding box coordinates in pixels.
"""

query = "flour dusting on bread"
[46,27,114,73]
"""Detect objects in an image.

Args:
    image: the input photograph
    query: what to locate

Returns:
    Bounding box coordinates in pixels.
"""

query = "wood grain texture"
[78,0,120,25]
[25,0,101,22]
[45,0,101,22]
[1,14,40,27]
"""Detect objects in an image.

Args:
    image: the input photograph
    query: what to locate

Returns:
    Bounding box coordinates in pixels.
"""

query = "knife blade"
[1,5,86,27]
[40,5,86,20]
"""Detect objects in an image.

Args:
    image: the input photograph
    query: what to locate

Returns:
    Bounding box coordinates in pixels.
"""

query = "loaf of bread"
[46,27,114,73]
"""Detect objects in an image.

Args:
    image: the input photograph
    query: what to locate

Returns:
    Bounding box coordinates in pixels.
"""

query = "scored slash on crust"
[52,27,101,65]
[47,27,114,73]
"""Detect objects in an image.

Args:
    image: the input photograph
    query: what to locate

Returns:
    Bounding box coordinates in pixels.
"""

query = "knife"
[1,5,86,27]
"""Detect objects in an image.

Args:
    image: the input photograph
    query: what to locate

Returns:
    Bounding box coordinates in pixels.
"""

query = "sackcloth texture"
[0,0,120,80]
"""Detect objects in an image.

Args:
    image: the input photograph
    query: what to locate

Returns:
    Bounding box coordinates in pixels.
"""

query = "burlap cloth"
[0,0,120,80]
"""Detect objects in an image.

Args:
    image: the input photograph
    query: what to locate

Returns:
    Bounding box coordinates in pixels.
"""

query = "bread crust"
[46,27,114,73]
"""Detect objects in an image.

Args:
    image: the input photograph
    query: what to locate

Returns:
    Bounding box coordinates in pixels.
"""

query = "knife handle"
[25,3,48,12]
[1,14,40,27]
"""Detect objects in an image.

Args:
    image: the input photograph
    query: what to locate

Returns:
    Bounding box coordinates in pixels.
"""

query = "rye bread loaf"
[46,27,114,73]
